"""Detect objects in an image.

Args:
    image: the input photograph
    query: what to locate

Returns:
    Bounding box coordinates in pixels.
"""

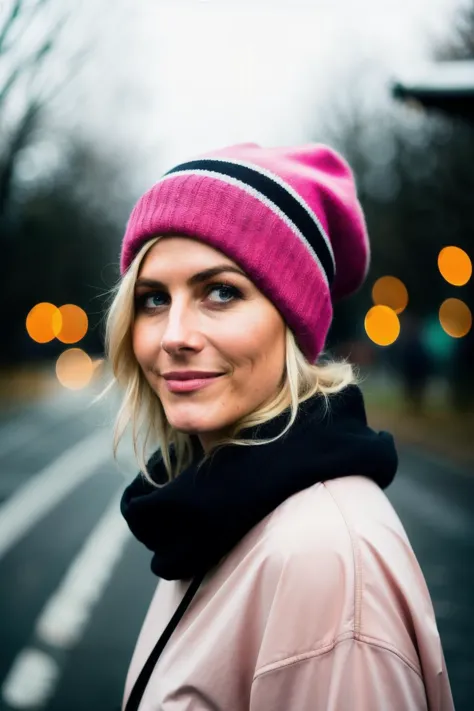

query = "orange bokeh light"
[438,246,472,286]
[365,305,400,346]
[26,303,62,343]
[439,298,472,338]
[372,276,409,314]
[56,305,88,344]
[55,349,94,390]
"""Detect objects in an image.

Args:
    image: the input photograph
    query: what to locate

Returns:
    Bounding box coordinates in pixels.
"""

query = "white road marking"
[1,649,59,709]
[36,492,130,648]
[0,428,111,560]
[1,492,130,709]
[0,390,75,457]
[0,384,111,458]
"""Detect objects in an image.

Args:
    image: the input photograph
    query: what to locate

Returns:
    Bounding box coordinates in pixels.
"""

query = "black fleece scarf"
[121,385,398,581]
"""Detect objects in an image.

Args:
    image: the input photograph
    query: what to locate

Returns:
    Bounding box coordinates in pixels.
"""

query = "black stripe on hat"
[164,159,335,286]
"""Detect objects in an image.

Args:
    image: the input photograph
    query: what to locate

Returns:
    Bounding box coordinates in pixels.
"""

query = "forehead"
[138,236,237,278]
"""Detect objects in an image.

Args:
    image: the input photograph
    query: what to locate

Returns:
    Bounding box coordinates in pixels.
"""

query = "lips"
[162,371,222,381]
[162,371,224,394]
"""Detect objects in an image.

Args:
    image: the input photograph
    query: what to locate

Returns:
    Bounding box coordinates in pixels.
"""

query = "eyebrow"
[135,264,247,290]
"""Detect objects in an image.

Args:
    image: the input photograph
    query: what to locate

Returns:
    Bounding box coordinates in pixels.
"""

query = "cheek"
[219,312,286,387]
[132,320,160,368]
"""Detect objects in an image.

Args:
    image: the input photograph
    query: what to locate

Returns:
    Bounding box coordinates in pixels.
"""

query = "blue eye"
[207,284,242,304]
[135,292,168,311]
[146,294,167,308]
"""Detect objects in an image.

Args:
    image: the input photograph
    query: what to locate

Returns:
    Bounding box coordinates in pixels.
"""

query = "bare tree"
[0,0,87,214]
[1,133,131,364]
[0,2,137,364]
[437,0,474,60]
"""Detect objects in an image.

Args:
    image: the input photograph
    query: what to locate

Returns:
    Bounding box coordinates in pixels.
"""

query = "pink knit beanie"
[120,143,370,362]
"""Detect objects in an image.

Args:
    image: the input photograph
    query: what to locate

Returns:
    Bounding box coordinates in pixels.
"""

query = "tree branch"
[0,16,64,113]
[0,102,40,215]
[0,0,24,55]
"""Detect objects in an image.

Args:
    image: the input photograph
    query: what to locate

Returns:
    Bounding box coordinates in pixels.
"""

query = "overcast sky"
[66,0,468,185]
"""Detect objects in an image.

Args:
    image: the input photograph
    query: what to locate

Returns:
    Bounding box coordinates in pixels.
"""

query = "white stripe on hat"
[157,169,331,288]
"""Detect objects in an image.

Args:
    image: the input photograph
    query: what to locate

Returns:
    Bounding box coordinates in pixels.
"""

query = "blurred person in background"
[450,326,474,412]
[397,313,433,414]
[106,143,454,710]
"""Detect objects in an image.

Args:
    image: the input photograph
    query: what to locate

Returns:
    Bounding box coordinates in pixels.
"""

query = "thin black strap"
[125,571,206,711]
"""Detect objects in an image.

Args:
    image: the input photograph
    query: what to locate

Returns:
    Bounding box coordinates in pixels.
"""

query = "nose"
[160,300,204,355]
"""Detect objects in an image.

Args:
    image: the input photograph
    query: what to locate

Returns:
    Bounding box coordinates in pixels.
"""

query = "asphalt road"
[0,385,471,711]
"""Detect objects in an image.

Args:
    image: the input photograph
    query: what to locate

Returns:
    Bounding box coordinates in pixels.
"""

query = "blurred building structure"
[392,60,474,121]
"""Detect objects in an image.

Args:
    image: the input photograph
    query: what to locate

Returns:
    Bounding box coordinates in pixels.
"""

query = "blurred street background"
[0,0,473,709]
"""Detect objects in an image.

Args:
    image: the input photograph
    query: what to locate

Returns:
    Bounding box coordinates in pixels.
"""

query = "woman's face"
[132,236,286,451]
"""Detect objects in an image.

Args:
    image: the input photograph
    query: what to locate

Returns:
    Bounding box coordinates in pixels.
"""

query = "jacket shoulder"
[255,476,427,675]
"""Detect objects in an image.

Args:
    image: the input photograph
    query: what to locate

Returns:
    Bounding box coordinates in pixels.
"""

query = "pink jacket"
[123,475,454,710]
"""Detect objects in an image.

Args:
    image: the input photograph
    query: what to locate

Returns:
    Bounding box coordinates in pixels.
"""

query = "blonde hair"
[105,237,359,484]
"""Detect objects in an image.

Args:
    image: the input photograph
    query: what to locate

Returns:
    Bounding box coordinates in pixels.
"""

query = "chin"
[163,402,222,435]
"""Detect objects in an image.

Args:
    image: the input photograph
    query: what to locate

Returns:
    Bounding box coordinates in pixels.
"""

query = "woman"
[107,143,454,710]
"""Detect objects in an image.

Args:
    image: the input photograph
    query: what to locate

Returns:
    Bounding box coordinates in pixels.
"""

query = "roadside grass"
[363,378,474,470]
[0,365,57,409]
